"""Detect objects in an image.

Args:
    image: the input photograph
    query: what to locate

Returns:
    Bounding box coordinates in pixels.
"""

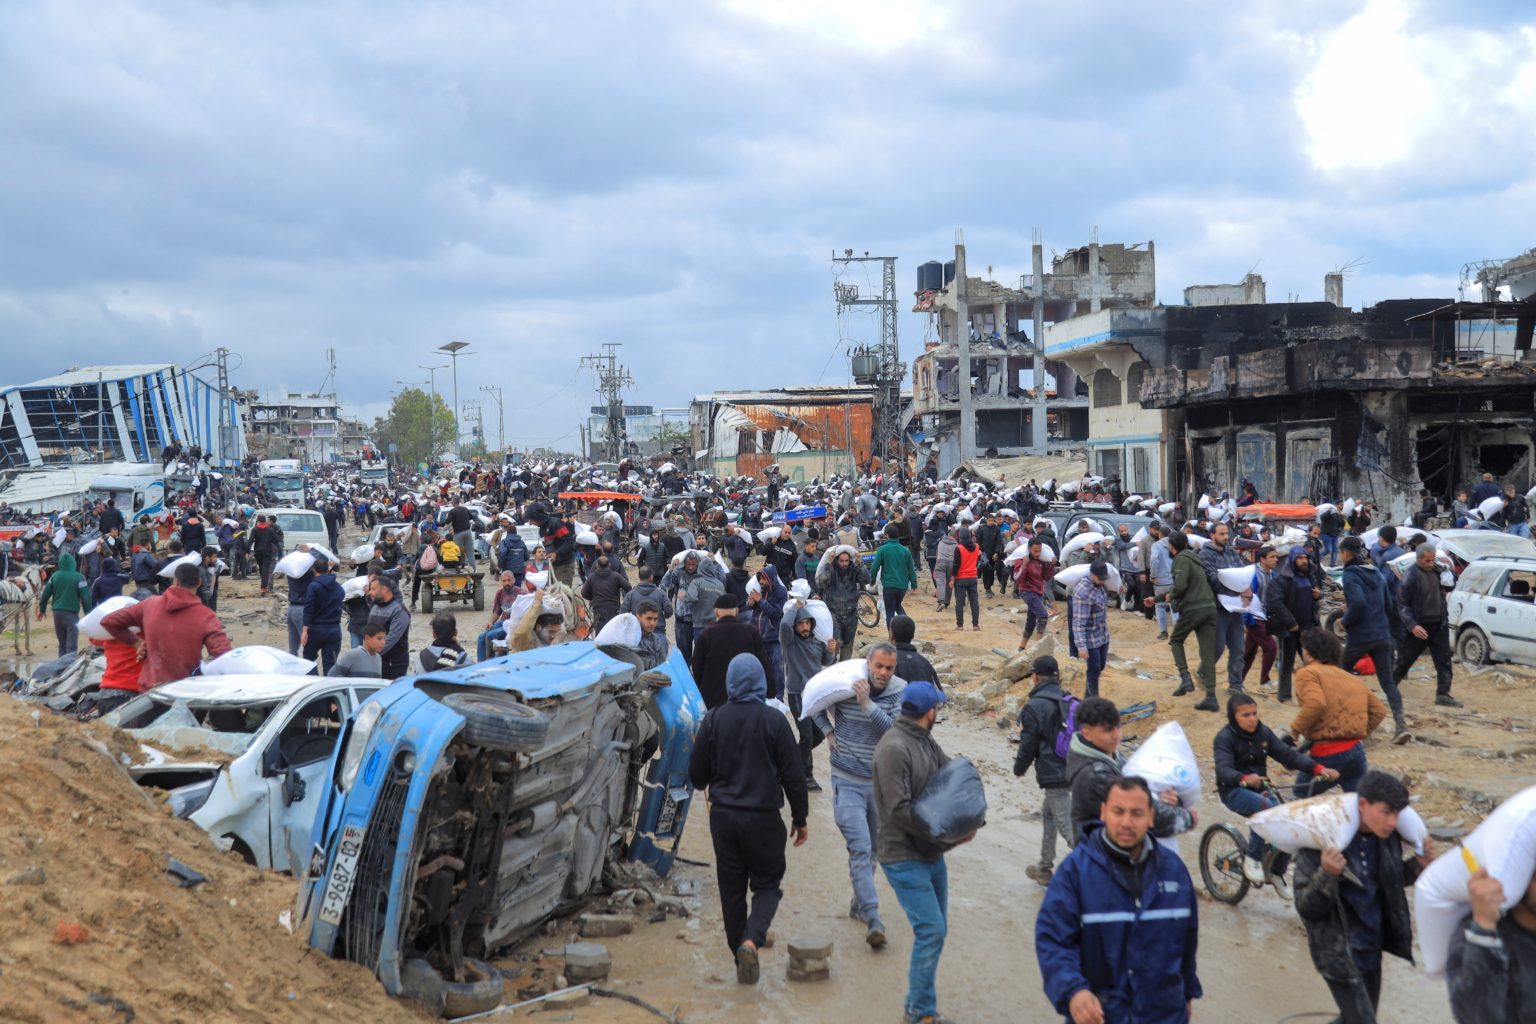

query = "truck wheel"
[422,588,435,613]
[1455,626,1490,666]
[441,692,550,752]
[1324,610,1346,642]
[398,959,446,1016]
[441,959,502,1017]
[472,584,485,612]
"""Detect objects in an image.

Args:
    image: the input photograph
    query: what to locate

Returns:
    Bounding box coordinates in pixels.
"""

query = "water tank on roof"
[918,261,943,292]
[943,260,956,285]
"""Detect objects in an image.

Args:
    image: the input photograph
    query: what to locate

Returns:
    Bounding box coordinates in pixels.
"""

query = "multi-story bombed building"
[245,393,343,464]
[910,235,1156,472]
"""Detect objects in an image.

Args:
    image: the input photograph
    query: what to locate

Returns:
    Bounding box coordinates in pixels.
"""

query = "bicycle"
[1198,777,1319,905]
[856,587,881,629]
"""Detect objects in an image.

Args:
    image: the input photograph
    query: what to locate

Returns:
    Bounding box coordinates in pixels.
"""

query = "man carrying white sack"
[814,643,906,950]
[1292,771,1434,1024]
[1445,859,1536,1024]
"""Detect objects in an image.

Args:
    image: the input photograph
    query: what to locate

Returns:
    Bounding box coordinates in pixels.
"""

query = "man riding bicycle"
[1213,692,1338,899]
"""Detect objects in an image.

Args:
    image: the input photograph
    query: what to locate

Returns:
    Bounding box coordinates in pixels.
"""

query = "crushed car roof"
[416,642,633,701]
[150,674,332,704]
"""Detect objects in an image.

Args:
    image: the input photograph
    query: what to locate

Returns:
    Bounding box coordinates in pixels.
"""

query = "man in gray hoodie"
[814,642,907,950]
[779,602,836,790]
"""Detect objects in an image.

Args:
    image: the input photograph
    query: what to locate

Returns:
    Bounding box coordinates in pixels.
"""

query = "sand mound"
[0,696,425,1023]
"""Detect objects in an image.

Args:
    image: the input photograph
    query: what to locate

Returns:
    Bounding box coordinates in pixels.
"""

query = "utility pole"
[215,346,232,469]
[419,364,447,468]
[438,341,470,455]
[479,385,505,454]
[833,250,905,482]
[462,400,483,457]
[579,344,634,462]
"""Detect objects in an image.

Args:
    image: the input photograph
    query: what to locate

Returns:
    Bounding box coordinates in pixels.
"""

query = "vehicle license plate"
[317,823,366,926]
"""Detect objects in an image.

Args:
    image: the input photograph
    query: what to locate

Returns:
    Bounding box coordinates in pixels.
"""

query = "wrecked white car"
[108,675,384,872]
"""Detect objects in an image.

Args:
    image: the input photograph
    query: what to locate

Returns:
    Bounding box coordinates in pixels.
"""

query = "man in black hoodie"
[1012,656,1073,886]
[1065,697,1195,844]
[688,654,808,985]
[1269,546,1324,703]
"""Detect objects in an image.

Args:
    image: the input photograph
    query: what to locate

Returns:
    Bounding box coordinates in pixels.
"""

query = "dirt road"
[10,521,1520,1022]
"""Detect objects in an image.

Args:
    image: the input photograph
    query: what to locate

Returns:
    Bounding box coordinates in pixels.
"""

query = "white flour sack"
[1414,784,1536,979]
[1123,721,1201,808]
[203,645,316,677]
[1250,791,1429,857]
[799,659,907,721]
[803,599,834,642]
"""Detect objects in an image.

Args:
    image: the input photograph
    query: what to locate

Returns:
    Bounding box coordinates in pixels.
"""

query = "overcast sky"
[3,0,1534,450]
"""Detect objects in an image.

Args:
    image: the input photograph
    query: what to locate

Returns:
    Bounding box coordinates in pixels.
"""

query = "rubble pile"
[0,696,423,1023]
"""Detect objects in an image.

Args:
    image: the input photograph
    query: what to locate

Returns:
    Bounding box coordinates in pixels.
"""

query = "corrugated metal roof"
[18,365,180,388]
[0,466,101,512]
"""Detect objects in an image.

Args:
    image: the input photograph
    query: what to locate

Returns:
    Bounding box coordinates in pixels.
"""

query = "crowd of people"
[2,452,1531,1024]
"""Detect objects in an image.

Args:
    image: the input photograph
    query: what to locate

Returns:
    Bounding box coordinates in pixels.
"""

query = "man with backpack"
[1012,655,1075,886]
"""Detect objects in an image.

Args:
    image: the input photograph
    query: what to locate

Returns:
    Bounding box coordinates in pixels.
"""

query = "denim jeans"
[1022,591,1049,639]
[1039,787,1073,868]
[477,621,507,662]
[832,776,881,926]
[674,618,694,665]
[1221,786,1288,873]
[1298,741,1367,797]
[1321,533,1340,564]
[881,858,948,1019]
[1507,522,1531,539]
[286,605,306,656]
[1213,609,1247,689]
[1084,643,1108,698]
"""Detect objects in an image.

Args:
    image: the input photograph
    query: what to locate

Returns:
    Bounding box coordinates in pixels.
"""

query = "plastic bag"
[912,757,988,843]
[78,537,101,556]
[757,527,782,543]
[576,530,600,546]
[342,575,370,599]
[274,551,316,578]
[202,645,316,677]
[1415,785,1536,978]
[78,595,137,640]
[594,612,642,648]
[525,570,549,590]
[1058,532,1106,559]
[789,579,811,600]
[350,542,375,564]
[1123,721,1201,808]
[815,544,861,577]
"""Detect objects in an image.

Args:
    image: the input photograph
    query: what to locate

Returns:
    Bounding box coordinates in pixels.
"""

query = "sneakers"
[1194,695,1220,712]
[735,943,759,985]
[1024,863,1053,886]
[1435,694,1464,708]
[1271,873,1293,901]
[1242,856,1267,886]
[866,920,887,949]
[1156,631,1168,640]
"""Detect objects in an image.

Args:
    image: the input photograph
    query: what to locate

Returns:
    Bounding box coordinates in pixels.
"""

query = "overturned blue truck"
[295,642,704,1016]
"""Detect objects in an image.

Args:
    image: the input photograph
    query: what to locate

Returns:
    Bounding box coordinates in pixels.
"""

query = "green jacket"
[870,538,917,590]
[1170,547,1215,613]
[40,553,92,614]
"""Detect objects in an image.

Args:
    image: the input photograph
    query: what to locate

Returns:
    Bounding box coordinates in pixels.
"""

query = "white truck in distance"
[359,458,390,487]
[259,458,306,506]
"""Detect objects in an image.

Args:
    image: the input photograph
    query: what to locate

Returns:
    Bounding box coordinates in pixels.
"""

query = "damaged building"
[690,386,877,482]
[1048,293,1536,521]
[911,235,1156,473]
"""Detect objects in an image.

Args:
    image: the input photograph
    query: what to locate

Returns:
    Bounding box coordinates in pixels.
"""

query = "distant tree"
[373,389,457,471]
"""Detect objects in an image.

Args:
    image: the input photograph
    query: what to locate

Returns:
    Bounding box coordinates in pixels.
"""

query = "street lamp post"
[480,385,504,454]
[439,341,470,456]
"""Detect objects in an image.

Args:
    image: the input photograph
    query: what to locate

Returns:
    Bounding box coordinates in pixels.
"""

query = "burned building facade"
[1115,298,1536,520]
[689,386,877,483]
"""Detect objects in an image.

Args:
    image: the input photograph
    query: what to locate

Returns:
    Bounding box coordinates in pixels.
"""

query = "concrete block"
[786,936,832,960]
[787,963,831,983]
[563,942,611,981]
[578,914,634,938]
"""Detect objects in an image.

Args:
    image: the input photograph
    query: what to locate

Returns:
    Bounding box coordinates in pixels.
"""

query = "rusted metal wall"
[716,399,873,481]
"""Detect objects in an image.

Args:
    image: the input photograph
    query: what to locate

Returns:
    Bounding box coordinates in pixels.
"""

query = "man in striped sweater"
[813,643,907,950]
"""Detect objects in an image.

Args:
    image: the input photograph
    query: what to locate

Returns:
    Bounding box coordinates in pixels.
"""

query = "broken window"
[1092,370,1122,408]
[736,429,757,456]
[1126,362,1147,405]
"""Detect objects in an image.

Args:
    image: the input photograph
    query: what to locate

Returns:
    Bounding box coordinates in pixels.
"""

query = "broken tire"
[441,692,550,752]
[398,958,447,1016]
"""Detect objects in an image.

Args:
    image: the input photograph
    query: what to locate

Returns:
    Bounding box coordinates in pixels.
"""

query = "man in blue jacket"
[1338,537,1408,739]
[1036,776,1202,1024]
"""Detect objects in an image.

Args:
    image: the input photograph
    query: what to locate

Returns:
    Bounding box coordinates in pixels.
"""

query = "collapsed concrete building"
[1046,294,1536,521]
[910,236,1156,472]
